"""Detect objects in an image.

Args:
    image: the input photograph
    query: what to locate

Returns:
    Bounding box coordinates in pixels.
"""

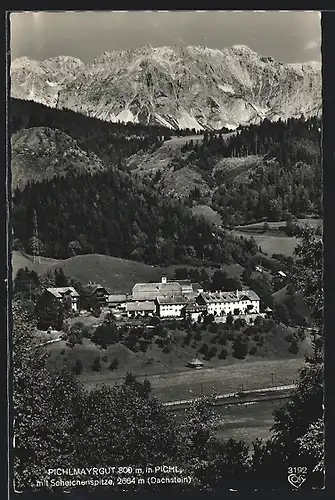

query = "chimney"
[161,276,167,284]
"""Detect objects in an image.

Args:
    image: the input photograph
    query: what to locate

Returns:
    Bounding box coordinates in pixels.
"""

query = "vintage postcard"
[7,10,324,495]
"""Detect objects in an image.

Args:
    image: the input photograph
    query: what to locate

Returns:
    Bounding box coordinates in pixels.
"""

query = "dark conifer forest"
[11,98,321,266]
[180,116,322,225]
[12,167,259,265]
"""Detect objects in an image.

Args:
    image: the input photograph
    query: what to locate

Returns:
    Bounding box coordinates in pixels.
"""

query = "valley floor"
[80,357,304,403]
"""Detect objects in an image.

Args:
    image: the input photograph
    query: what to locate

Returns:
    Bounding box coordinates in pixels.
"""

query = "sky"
[10,10,321,64]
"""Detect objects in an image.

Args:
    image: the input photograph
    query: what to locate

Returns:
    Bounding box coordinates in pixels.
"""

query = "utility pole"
[33,210,41,264]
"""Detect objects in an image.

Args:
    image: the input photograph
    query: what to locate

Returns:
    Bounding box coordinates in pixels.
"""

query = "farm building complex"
[43,276,263,323]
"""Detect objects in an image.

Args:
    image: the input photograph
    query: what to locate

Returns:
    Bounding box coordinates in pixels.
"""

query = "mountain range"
[10,45,322,131]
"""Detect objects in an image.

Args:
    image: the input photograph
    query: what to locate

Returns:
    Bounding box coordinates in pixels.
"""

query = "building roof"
[156,295,189,305]
[187,358,204,366]
[132,282,182,300]
[184,303,207,312]
[85,283,109,294]
[126,301,155,312]
[46,287,80,298]
[199,289,260,304]
[107,294,128,303]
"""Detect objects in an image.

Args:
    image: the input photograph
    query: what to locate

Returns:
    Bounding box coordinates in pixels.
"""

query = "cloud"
[304,39,320,51]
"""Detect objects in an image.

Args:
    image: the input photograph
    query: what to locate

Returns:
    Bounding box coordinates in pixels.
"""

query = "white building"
[46,287,80,312]
[155,296,189,318]
[196,289,260,316]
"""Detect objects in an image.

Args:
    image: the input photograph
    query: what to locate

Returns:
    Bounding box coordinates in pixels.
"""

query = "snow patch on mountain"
[217,83,235,95]
[11,45,321,130]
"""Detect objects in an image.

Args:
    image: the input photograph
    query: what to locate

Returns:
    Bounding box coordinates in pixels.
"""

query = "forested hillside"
[11,98,173,166]
[152,116,321,226]
[12,167,259,265]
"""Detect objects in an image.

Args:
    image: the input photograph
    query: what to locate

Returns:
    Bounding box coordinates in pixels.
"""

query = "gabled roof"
[156,295,189,305]
[107,294,128,303]
[126,301,155,312]
[85,283,110,294]
[199,289,260,304]
[132,282,183,300]
[46,287,79,298]
[184,303,207,312]
[187,358,204,366]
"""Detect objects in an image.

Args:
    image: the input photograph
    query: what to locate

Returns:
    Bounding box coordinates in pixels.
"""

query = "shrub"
[218,348,228,360]
[210,323,219,334]
[232,338,248,360]
[92,356,101,372]
[289,340,299,354]
[194,330,202,341]
[249,346,258,356]
[297,328,307,341]
[183,333,192,346]
[72,359,83,375]
[198,343,208,355]
[210,335,218,344]
[139,340,149,352]
[109,358,119,370]
[285,333,295,343]
[256,336,264,347]
[219,334,228,345]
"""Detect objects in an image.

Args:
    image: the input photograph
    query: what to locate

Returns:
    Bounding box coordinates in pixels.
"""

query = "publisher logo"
[287,473,306,489]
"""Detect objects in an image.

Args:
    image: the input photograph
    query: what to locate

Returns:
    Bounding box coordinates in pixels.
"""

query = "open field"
[213,398,285,444]
[164,134,204,147]
[174,397,286,445]
[235,218,322,231]
[232,217,322,257]
[232,231,298,257]
[80,357,304,402]
[12,251,168,292]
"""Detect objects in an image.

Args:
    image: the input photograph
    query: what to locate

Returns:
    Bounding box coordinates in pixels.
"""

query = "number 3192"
[288,467,307,474]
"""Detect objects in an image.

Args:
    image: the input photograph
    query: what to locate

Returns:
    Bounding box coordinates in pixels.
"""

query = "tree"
[109,358,119,371]
[68,240,82,256]
[35,293,64,330]
[12,300,85,492]
[249,223,324,488]
[211,270,228,291]
[72,359,83,375]
[226,313,234,327]
[92,321,118,348]
[91,356,101,372]
[232,337,248,360]
[290,225,323,325]
[54,268,68,287]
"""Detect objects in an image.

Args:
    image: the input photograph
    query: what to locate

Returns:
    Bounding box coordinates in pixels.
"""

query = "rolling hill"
[12,251,168,292]
[11,126,107,189]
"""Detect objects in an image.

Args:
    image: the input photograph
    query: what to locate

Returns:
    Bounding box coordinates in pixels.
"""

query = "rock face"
[11,55,85,107]
[11,45,321,130]
[11,127,107,189]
